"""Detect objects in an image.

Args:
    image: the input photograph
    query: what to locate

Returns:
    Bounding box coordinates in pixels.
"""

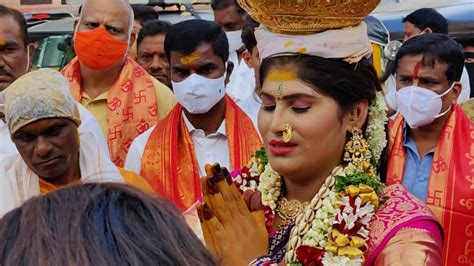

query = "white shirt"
[124,113,230,176]
[225,51,260,125]
[0,103,109,161]
[384,66,472,108]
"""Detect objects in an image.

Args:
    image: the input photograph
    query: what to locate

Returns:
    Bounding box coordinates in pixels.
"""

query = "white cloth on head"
[255,22,373,63]
[124,113,231,175]
[0,132,123,218]
[0,103,109,161]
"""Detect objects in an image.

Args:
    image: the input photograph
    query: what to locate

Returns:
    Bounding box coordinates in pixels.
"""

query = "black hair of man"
[131,4,158,25]
[395,34,464,84]
[137,20,172,47]
[211,0,246,15]
[164,19,229,63]
[403,8,448,35]
[456,38,474,48]
[241,16,259,54]
[0,4,28,48]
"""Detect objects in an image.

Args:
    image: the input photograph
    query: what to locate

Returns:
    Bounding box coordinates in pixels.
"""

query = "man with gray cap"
[0,69,152,217]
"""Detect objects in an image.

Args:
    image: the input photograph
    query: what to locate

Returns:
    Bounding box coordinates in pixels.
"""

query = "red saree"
[387,105,474,265]
[140,96,262,211]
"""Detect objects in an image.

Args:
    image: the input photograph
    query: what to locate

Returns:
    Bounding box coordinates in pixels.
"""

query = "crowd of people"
[0,0,472,265]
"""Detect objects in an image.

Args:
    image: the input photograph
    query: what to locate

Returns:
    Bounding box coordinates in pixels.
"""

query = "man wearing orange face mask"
[61,0,176,167]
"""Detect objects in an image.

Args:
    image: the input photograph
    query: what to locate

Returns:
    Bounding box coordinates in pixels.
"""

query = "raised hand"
[198,164,269,266]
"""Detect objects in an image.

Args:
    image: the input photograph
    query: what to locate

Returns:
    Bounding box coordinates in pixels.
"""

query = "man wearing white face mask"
[124,20,262,211]
[386,34,474,264]
[384,8,471,116]
[211,0,257,115]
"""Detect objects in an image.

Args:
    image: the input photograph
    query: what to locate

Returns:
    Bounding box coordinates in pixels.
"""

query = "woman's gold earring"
[344,127,375,176]
[282,124,293,143]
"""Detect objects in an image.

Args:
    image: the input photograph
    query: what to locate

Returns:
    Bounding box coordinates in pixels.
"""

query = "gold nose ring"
[282,124,293,143]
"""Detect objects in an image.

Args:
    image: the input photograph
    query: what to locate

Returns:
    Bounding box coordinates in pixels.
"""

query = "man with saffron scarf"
[386,34,474,264]
[0,69,153,217]
[61,0,176,166]
[124,20,261,211]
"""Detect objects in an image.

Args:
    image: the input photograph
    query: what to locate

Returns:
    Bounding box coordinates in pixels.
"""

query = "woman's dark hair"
[259,55,388,181]
[0,183,217,266]
[260,55,380,114]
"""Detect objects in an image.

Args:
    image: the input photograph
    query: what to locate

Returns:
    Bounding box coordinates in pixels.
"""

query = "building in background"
[1,0,62,11]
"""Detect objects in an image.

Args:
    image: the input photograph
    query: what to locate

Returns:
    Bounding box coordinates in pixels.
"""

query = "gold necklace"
[276,197,308,227]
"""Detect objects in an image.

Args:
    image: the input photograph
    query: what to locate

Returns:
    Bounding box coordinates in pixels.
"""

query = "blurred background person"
[211,0,257,116]
[0,183,217,266]
[130,4,159,59]
[136,20,172,88]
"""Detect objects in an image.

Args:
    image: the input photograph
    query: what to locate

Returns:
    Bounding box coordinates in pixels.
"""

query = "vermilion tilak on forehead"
[412,61,422,80]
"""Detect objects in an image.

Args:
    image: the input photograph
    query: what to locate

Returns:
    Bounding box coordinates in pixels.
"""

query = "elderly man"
[61,0,176,166]
[0,69,152,217]
[0,4,107,161]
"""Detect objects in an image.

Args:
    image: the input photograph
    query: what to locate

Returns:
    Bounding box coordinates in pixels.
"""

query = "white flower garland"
[256,164,378,265]
[365,91,388,166]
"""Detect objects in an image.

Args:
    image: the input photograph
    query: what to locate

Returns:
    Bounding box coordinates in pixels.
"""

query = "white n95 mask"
[172,74,226,114]
[395,83,454,128]
[225,30,244,53]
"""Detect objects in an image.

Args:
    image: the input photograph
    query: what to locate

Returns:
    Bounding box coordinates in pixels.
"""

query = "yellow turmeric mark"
[296,47,308,54]
[283,40,295,48]
[180,53,201,65]
[267,70,297,81]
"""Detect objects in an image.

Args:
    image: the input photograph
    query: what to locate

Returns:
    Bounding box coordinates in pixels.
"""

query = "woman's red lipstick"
[268,139,297,155]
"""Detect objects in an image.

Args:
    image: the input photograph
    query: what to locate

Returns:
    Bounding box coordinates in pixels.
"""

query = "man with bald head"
[0,4,107,162]
[61,0,176,166]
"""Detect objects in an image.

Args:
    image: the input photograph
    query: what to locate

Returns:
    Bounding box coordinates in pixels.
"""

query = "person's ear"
[27,43,35,71]
[343,100,369,132]
[73,18,79,33]
[242,50,254,69]
[451,82,462,104]
[422,27,433,34]
[129,32,137,48]
[224,61,234,86]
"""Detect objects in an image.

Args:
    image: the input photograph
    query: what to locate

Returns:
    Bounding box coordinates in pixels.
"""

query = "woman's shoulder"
[365,184,442,264]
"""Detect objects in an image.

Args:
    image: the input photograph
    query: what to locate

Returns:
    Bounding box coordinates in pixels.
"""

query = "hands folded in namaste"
[198,163,269,266]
